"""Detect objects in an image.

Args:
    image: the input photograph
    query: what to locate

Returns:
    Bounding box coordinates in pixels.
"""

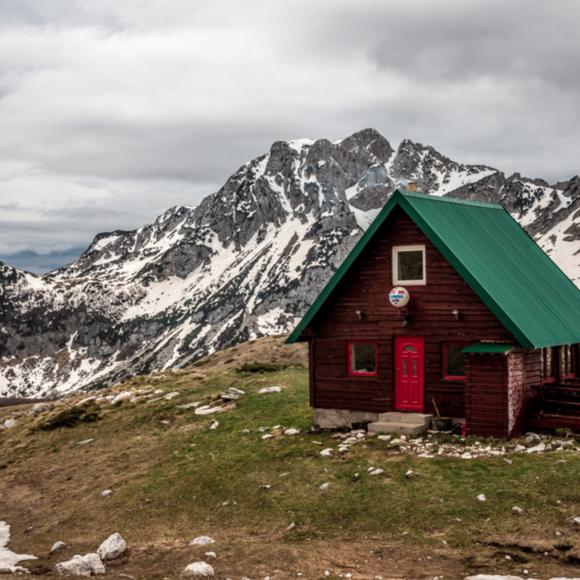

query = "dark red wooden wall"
[307,205,514,418]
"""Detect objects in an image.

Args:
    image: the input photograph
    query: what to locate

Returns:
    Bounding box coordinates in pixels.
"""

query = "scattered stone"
[405,470,415,479]
[258,386,282,394]
[320,448,333,457]
[262,434,274,440]
[111,391,135,405]
[55,553,105,576]
[319,482,332,491]
[283,428,300,436]
[204,551,217,559]
[369,468,384,476]
[77,439,94,446]
[164,391,180,400]
[2,418,17,429]
[183,561,215,577]
[513,445,526,453]
[29,402,53,416]
[476,494,486,502]
[524,432,542,446]
[526,442,546,454]
[220,387,245,401]
[286,522,296,531]
[195,404,232,416]
[208,420,219,430]
[512,506,524,515]
[377,434,391,441]
[101,489,112,498]
[178,401,203,409]
[97,532,127,561]
[190,536,216,547]
[50,541,67,554]
[572,516,580,528]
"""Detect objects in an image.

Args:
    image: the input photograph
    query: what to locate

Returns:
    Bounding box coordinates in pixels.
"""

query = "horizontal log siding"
[310,207,513,419]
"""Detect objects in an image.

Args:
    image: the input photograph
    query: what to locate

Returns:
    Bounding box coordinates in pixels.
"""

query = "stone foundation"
[313,408,379,429]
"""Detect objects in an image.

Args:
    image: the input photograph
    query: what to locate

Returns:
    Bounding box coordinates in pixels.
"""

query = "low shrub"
[34,402,101,431]
[236,362,286,374]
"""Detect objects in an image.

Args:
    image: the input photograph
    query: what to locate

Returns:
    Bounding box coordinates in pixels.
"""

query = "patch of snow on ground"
[0,521,36,571]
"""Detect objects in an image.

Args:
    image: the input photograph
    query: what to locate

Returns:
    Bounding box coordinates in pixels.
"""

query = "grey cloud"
[0,0,578,264]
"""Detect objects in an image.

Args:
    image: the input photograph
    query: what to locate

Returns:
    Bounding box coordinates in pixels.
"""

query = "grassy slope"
[0,337,579,579]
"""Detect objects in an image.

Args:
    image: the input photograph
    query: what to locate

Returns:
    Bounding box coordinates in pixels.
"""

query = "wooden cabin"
[287,190,580,437]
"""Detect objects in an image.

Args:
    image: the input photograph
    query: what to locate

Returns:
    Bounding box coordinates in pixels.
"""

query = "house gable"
[288,190,580,348]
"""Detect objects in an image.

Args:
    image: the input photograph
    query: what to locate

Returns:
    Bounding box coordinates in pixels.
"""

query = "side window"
[347,342,378,377]
[442,343,466,381]
[392,245,426,285]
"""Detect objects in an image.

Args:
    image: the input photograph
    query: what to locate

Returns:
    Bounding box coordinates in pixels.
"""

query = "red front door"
[394,336,424,411]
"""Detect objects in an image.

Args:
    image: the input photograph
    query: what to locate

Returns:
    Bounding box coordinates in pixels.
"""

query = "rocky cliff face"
[1,129,578,397]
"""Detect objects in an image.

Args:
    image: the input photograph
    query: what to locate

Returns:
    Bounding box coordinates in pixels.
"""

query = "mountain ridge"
[1,129,578,397]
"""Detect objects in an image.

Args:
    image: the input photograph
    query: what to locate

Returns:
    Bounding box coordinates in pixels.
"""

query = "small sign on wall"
[389,286,410,308]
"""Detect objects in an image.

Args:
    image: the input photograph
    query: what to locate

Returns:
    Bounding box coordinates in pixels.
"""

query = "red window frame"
[441,342,467,382]
[347,341,378,377]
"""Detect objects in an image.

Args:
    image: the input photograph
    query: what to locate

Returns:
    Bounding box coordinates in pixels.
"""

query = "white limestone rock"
[283,428,300,436]
[55,553,105,576]
[183,561,215,577]
[97,532,127,561]
[50,541,67,554]
[190,536,216,546]
[258,386,282,394]
[29,402,53,416]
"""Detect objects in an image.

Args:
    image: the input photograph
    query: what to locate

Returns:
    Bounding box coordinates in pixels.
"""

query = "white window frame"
[392,244,426,285]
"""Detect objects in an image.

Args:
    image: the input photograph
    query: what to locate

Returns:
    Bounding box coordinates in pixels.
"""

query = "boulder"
[97,532,127,561]
[55,553,105,576]
[190,536,216,546]
[183,561,215,577]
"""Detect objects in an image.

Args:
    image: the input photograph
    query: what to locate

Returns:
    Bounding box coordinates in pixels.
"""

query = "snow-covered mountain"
[1,129,578,397]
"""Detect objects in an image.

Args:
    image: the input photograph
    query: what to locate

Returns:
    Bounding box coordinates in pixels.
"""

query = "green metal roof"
[463,342,515,354]
[287,190,580,348]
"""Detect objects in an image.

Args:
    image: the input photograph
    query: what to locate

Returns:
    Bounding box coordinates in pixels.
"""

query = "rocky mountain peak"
[1,129,578,397]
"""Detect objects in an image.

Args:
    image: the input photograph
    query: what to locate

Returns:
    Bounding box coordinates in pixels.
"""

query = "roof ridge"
[398,190,503,209]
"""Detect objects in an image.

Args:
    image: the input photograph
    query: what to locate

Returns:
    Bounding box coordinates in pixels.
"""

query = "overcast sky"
[1,0,579,270]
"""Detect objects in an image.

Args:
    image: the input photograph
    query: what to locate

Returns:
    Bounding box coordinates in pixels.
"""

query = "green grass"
[1,362,579,578]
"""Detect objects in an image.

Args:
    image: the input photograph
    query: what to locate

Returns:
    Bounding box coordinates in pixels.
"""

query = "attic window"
[392,245,426,285]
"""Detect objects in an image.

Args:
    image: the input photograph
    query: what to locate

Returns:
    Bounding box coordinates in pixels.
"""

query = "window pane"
[397,250,423,281]
[351,343,376,374]
[445,345,465,377]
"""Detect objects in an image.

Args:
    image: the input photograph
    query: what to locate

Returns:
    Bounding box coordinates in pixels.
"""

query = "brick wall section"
[465,354,508,437]
[507,351,525,435]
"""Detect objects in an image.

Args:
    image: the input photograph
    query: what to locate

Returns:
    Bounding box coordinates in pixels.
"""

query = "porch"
[526,378,580,434]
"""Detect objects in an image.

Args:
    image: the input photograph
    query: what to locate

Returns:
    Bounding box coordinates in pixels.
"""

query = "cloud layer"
[0,0,579,263]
